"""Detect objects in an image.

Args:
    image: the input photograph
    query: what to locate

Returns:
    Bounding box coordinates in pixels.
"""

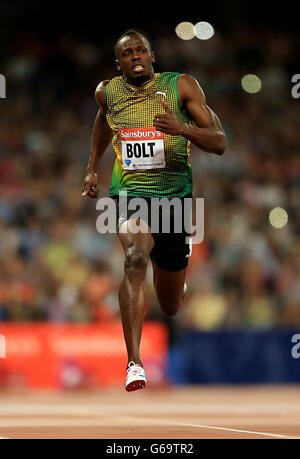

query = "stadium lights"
[175,21,215,40]
[241,74,262,94]
[269,207,288,229]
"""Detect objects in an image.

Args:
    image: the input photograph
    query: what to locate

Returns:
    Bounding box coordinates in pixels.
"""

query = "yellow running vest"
[105,72,192,197]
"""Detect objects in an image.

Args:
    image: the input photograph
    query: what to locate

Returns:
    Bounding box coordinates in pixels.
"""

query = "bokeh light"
[241,74,262,93]
[175,22,195,40]
[194,21,214,40]
[269,207,288,229]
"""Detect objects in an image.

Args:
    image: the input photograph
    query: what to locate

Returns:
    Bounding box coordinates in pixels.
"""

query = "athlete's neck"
[124,70,155,87]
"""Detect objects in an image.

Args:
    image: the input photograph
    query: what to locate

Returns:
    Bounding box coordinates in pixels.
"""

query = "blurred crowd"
[0,22,299,330]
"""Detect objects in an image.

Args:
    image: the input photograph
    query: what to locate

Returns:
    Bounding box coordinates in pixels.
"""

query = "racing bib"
[120,127,165,170]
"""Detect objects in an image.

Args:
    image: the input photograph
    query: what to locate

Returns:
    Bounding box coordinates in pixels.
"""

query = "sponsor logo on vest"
[120,128,163,140]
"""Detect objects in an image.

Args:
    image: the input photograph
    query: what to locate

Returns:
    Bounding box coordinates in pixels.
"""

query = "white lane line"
[120,415,300,439]
[176,422,300,439]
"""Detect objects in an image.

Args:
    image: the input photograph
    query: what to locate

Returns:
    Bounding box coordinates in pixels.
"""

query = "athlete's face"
[115,34,155,85]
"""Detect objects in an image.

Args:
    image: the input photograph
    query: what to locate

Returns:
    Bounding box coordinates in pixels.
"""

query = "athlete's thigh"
[152,260,186,299]
[118,218,155,258]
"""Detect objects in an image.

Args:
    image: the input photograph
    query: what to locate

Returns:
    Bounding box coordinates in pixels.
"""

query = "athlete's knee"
[124,244,148,281]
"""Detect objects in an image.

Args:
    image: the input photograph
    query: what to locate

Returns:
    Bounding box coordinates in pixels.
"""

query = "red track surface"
[0,386,299,439]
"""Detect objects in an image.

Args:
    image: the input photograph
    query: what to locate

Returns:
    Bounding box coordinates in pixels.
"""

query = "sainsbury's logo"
[120,127,163,141]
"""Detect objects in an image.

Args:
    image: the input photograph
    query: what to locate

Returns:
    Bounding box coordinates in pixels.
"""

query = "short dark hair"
[114,29,152,59]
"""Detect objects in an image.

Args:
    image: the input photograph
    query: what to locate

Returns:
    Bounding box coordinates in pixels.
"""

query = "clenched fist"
[82,171,99,199]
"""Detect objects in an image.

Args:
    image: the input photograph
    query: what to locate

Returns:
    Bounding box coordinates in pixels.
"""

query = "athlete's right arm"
[82,80,113,198]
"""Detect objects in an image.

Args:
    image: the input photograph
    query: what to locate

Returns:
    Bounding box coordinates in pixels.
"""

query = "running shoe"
[125,361,147,392]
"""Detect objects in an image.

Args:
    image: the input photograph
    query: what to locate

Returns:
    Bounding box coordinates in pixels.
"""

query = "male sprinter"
[82,30,227,391]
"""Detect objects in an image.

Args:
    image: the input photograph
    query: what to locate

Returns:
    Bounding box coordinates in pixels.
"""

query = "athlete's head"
[114,30,155,85]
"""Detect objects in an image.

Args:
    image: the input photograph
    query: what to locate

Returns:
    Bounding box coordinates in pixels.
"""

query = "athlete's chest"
[109,88,167,116]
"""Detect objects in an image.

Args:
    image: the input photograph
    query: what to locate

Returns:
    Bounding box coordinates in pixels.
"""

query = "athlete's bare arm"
[82,80,113,198]
[153,74,227,155]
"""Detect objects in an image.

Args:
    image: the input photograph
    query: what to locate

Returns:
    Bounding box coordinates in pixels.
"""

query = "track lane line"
[176,421,300,439]
[120,415,300,439]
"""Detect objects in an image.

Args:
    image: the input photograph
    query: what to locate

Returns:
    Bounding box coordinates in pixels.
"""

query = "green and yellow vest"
[105,72,193,198]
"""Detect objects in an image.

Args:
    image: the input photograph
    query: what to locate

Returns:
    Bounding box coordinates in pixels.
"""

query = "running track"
[0,386,299,439]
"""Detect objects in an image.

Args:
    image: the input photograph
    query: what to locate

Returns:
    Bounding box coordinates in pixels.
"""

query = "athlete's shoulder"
[95,79,110,92]
[95,80,110,106]
[178,73,202,88]
[177,74,206,100]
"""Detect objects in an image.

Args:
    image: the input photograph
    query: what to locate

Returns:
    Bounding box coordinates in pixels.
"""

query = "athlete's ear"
[115,59,121,71]
[151,51,155,63]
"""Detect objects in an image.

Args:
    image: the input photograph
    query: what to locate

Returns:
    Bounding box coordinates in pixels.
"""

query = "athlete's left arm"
[153,74,227,155]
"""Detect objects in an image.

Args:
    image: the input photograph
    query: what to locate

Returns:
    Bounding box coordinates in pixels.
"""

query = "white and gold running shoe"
[125,361,147,392]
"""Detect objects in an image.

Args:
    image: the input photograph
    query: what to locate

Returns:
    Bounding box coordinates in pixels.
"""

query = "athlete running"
[82,30,227,391]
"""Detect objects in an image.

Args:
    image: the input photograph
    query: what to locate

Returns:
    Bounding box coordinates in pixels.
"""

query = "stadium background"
[0,1,300,389]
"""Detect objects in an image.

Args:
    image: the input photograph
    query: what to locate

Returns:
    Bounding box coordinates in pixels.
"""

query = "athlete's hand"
[153,99,186,136]
[82,171,99,198]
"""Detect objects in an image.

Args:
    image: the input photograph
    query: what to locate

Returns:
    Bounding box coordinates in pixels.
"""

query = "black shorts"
[113,193,193,272]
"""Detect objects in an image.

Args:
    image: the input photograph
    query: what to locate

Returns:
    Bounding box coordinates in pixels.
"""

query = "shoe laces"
[127,361,142,374]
